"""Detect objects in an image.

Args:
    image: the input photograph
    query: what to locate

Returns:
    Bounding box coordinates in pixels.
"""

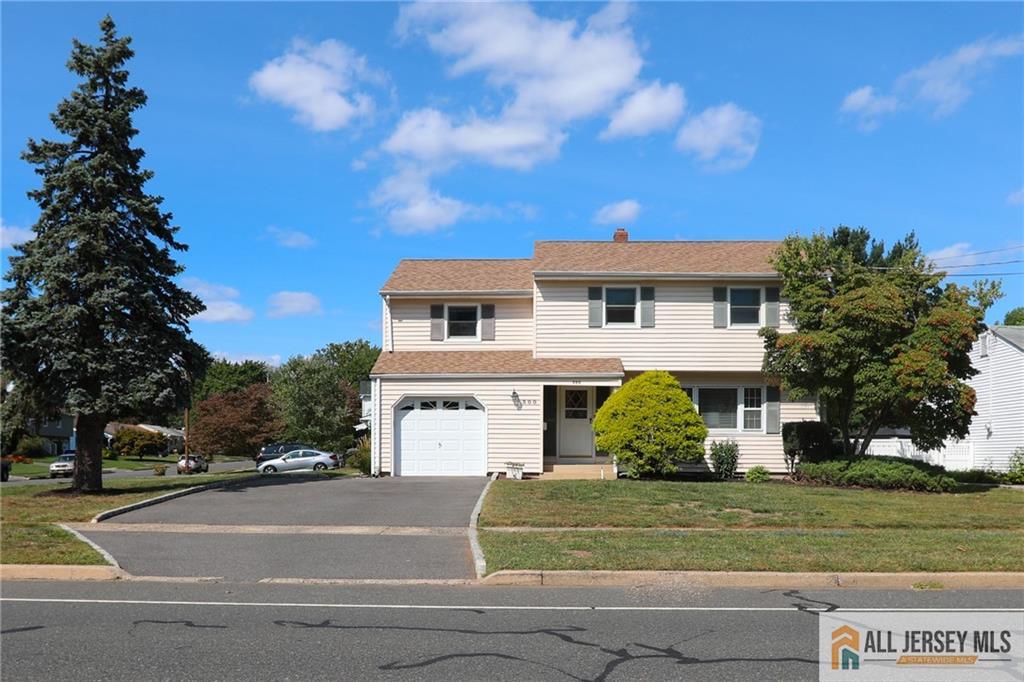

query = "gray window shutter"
[430,304,444,341]
[713,287,728,328]
[480,304,495,341]
[766,386,781,434]
[588,287,603,328]
[765,287,780,328]
[640,286,655,328]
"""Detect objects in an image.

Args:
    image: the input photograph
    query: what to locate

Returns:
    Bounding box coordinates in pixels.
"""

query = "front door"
[558,387,595,460]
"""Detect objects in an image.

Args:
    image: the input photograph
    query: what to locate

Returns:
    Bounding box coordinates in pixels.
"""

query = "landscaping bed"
[478,479,1024,573]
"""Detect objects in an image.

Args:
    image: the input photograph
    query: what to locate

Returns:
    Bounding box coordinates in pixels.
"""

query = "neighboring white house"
[866,325,1024,472]
[368,229,821,477]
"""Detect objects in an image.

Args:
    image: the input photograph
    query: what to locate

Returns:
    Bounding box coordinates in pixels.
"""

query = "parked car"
[49,453,76,478]
[1,459,11,482]
[177,454,208,475]
[258,449,339,474]
[256,442,314,464]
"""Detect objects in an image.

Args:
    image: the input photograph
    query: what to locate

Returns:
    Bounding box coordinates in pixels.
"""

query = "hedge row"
[795,456,957,493]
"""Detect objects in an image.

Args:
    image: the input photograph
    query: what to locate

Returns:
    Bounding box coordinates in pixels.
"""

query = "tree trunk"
[73,413,106,492]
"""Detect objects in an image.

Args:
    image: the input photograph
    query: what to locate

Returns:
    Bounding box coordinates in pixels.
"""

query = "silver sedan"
[257,449,339,474]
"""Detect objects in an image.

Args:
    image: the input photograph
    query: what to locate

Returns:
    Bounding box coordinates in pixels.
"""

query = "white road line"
[2,598,1021,613]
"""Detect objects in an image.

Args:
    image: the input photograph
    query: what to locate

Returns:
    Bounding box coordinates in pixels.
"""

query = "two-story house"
[367,229,820,477]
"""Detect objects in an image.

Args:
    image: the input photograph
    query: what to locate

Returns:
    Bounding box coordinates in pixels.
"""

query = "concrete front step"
[540,463,616,480]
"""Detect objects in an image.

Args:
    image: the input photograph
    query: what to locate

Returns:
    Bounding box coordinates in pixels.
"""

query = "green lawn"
[1,472,254,564]
[7,454,253,478]
[478,480,1024,573]
[479,529,1024,573]
[480,479,1024,530]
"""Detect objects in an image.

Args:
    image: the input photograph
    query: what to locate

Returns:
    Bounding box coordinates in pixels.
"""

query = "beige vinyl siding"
[968,331,1024,471]
[385,297,534,351]
[378,377,544,475]
[534,281,791,372]
[650,371,819,473]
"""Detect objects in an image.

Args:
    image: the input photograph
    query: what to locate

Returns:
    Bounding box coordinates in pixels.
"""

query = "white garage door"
[395,398,486,476]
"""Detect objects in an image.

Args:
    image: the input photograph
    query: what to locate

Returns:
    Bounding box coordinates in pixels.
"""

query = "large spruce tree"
[1,16,207,491]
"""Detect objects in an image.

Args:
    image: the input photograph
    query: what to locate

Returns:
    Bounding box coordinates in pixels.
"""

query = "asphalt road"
[4,459,252,486]
[2,580,1021,681]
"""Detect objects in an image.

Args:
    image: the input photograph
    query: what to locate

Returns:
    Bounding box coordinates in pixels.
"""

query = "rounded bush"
[744,465,770,483]
[709,440,740,480]
[593,371,707,478]
[15,435,50,458]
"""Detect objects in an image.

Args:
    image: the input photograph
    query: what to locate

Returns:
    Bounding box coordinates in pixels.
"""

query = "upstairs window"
[729,288,761,325]
[446,305,479,339]
[605,287,637,325]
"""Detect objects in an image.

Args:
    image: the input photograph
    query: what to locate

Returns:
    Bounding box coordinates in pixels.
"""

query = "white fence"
[864,439,974,471]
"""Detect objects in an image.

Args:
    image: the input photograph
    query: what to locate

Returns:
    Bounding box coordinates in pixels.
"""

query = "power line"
[930,244,1024,261]
[943,272,1024,277]
[867,258,1024,271]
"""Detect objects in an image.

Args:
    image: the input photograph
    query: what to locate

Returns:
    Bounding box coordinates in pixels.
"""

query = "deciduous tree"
[190,384,284,459]
[0,17,207,491]
[193,359,269,403]
[1002,306,1024,326]
[761,227,1000,457]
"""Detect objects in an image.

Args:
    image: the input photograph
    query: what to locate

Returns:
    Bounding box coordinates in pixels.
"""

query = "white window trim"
[603,285,640,328]
[689,385,767,434]
[727,286,763,329]
[443,303,481,342]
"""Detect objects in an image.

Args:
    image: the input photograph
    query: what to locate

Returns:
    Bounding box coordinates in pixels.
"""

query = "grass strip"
[479,528,1024,573]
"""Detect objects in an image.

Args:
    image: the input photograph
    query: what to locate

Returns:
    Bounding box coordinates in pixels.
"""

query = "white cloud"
[602,81,686,139]
[927,242,980,269]
[249,39,383,131]
[267,291,323,318]
[265,226,316,249]
[1007,187,1024,206]
[371,165,471,234]
[183,277,254,323]
[212,351,282,368]
[675,103,762,171]
[593,199,641,225]
[0,219,33,249]
[839,86,900,132]
[841,34,1023,130]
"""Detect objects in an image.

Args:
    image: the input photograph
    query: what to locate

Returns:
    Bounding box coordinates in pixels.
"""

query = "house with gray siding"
[368,229,820,478]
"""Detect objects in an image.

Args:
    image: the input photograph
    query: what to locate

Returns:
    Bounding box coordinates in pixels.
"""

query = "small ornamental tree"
[190,384,284,459]
[593,371,708,478]
[113,427,166,459]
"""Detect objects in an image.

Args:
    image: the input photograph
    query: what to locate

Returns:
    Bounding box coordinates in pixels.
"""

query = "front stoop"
[541,463,616,480]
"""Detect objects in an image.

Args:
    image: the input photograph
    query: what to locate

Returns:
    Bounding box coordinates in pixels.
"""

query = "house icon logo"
[831,625,860,670]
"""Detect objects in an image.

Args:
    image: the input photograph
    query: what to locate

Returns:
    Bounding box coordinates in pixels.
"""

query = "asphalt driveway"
[107,475,489,527]
[77,476,489,581]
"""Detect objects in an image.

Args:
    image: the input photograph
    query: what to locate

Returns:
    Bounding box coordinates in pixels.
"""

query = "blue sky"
[2,2,1022,365]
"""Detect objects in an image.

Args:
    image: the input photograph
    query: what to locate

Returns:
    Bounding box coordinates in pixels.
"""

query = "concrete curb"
[481,570,1024,589]
[467,473,498,579]
[58,523,123,568]
[91,474,262,523]
[0,564,126,581]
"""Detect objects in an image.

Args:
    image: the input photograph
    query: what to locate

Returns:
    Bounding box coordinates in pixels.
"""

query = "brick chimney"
[613,227,629,243]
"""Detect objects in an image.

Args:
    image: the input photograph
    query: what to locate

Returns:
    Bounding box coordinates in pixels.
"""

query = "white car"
[49,453,76,478]
[258,449,339,474]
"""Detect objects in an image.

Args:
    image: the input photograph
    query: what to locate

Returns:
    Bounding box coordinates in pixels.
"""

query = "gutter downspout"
[385,295,394,353]
[371,377,382,477]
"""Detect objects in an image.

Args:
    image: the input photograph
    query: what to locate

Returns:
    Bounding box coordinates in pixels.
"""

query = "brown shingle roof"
[371,351,624,376]
[532,240,781,274]
[381,259,534,294]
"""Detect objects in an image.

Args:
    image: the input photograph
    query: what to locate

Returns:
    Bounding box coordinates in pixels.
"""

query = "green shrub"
[796,456,956,492]
[347,436,371,475]
[949,469,1003,485]
[744,465,770,483]
[152,464,167,476]
[15,435,50,458]
[709,440,740,480]
[113,427,166,459]
[102,448,119,461]
[1005,447,1024,485]
[593,371,707,478]
[782,421,833,469]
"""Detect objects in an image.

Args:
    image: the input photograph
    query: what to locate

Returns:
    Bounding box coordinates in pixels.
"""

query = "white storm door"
[557,387,595,460]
